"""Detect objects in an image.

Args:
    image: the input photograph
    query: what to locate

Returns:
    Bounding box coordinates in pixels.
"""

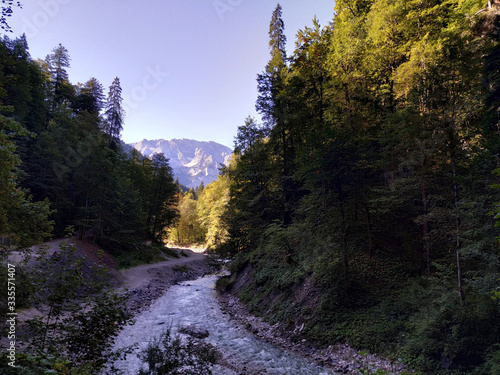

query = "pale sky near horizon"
[6,1,334,149]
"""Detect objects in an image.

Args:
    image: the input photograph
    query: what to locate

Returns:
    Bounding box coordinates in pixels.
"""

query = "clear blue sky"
[8,1,334,148]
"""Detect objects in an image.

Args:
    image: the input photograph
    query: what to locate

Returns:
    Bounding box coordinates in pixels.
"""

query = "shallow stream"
[111,275,336,374]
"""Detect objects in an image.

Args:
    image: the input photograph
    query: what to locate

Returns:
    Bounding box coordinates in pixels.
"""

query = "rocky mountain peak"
[129,138,232,188]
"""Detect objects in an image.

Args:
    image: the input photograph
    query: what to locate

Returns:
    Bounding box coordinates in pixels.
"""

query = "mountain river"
[110,274,336,374]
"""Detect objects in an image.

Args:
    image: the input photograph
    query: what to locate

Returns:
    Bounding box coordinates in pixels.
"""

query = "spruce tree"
[256,3,300,224]
[104,76,124,144]
[73,77,105,115]
[47,44,73,112]
[256,3,287,129]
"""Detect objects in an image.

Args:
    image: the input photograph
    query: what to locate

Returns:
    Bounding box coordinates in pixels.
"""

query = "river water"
[110,275,336,374]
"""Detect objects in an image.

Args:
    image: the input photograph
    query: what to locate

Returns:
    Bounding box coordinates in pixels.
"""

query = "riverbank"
[217,291,408,375]
[119,251,406,374]
[5,240,406,374]
[120,249,220,314]
[111,274,337,375]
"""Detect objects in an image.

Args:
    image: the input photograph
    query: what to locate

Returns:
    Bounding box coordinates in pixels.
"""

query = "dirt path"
[7,238,73,264]
[7,241,216,321]
[118,249,219,314]
[119,250,208,290]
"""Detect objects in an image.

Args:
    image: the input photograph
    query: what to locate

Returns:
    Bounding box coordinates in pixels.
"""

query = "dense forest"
[0,37,180,250]
[216,1,500,374]
[0,34,191,372]
[165,179,229,249]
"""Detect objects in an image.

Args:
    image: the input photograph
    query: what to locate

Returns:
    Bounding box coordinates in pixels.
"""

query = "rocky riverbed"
[115,251,407,375]
[7,239,408,374]
[111,274,336,375]
[217,292,408,375]
[121,254,220,315]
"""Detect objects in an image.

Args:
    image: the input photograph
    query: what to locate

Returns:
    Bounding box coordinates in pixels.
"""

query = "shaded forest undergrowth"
[219,248,500,374]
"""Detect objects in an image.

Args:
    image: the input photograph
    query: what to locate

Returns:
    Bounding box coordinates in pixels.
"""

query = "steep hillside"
[130,139,232,188]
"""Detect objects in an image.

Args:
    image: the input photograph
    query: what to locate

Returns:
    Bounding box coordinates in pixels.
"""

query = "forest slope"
[216,2,500,374]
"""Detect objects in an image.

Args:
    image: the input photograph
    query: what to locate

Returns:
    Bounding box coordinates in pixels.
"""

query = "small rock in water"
[179,324,209,339]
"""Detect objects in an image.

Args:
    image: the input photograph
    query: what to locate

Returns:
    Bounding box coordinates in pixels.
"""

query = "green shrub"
[238,284,254,304]
[0,351,93,374]
[112,243,177,269]
[138,329,216,375]
[16,241,131,374]
[215,275,233,291]
[172,265,189,273]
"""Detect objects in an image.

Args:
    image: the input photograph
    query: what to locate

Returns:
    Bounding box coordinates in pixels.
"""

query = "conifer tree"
[104,76,124,143]
[147,153,178,243]
[256,3,287,129]
[0,110,53,252]
[73,77,105,115]
[256,3,300,224]
[47,44,73,112]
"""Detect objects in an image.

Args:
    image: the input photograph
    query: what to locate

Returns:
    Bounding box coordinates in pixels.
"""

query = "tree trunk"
[452,162,466,308]
[421,183,430,276]
[365,204,374,256]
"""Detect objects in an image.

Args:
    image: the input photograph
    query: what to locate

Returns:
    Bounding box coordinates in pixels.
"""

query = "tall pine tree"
[104,76,124,145]
[47,44,73,113]
[256,3,300,225]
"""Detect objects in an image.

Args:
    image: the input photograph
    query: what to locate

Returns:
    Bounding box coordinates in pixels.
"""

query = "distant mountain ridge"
[129,138,232,188]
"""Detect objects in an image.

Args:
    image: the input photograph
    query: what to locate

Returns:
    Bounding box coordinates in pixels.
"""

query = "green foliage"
[138,329,216,375]
[166,174,230,249]
[0,263,36,312]
[106,241,177,269]
[253,222,309,290]
[0,351,94,374]
[477,344,500,375]
[104,76,124,143]
[167,190,204,245]
[217,2,500,374]
[493,282,500,305]
[0,35,179,248]
[18,241,131,373]
[0,107,53,254]
[196,174,230,249]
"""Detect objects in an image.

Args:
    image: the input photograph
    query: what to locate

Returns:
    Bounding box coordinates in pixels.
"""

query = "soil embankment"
[217,263,408,374]
[217,291,406,374]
